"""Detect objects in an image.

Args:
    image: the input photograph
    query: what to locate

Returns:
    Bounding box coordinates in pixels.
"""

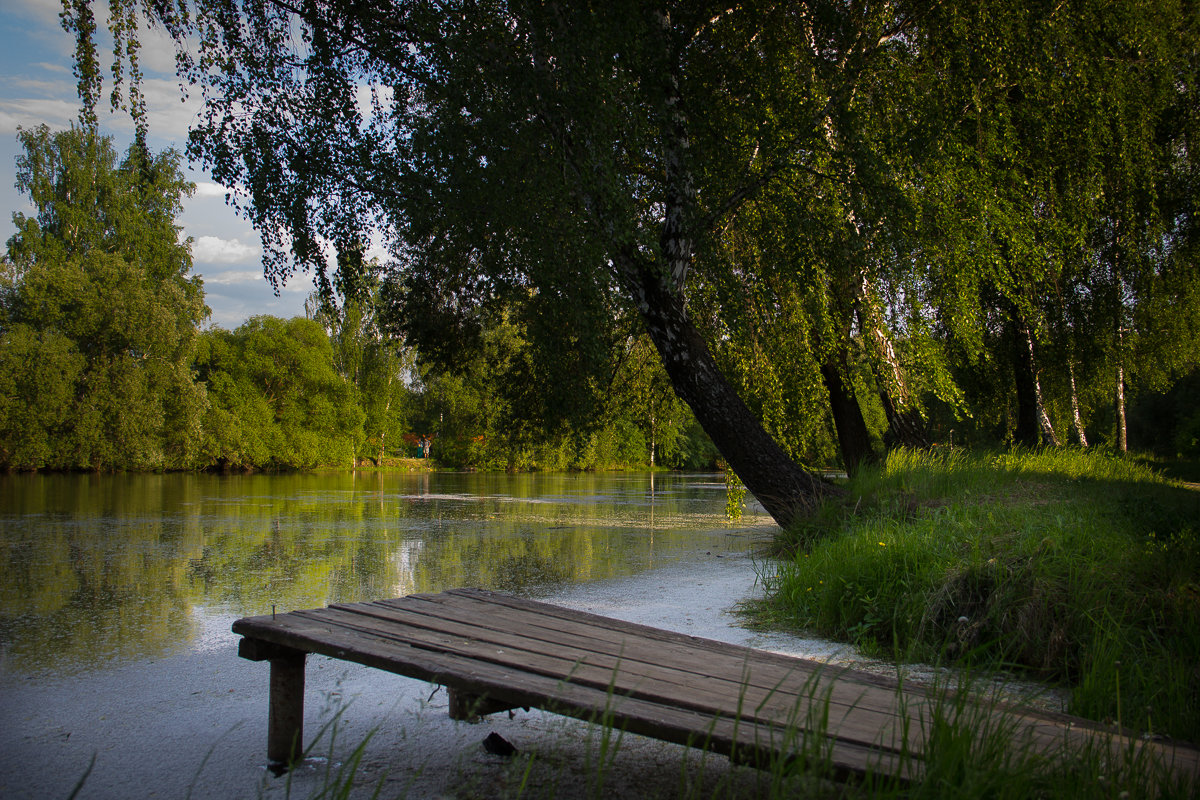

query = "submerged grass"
[761,447,1200,744]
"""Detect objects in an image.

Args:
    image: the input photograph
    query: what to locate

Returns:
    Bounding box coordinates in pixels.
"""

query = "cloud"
[132,20,180,76]
[17,0,178,73]
[197,262,315,330]
[355,83,395,121]
[6,76,75,94]
[0,75,200,142]
[191,235,260,265]
[365,231,392,263]
[199,268,264,286]
[198,275,312,328]
[140,78,203,141]
[193,181,234,199]
[0,96,80,134]
[8,0,79,67]
[10,0,66,29]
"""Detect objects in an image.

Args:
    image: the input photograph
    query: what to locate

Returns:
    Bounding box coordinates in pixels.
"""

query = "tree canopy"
[1,126,207,469]
[0,126,711,474]
[60,0,1200,523]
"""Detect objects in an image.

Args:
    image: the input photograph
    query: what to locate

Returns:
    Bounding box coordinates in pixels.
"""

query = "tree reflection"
[0,472,765,675]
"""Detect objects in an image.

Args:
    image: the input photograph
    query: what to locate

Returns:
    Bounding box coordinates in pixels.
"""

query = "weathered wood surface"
[233,588,1200,784]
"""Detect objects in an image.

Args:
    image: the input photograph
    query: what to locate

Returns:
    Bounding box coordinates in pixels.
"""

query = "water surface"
[0,471,771,677]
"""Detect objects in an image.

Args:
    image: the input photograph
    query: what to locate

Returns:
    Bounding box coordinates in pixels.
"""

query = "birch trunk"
[1068,362,1088,447]
[1026,327,1061,447]
[595,23,839,527]
[1116,363,1128,453]
[855,299,929,449]
[617,251,837,527]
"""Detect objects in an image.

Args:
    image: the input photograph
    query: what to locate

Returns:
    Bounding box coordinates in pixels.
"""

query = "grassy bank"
[758,447,1200,744]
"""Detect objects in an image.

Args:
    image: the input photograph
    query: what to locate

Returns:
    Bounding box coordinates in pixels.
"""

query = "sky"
[0,0,311,328]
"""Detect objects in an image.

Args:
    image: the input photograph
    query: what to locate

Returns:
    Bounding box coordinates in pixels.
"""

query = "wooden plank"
[446,594,1200,777]
[399,592,920,716]
[235,608,913,780]
[348,596,1062,755]
[375,593,837,690]
[239,636,303,663]
[367,594,906,729]
[233,591,1200,785]
[260,600,1165,767]
[245,609,909,777]
[280,603,974,768]
[393,592,1199,767]
[304,604,897,734]
[432,590,1085,726]
[462,594,1200,779]
[300,602,913,755]
[327,600,1160,773]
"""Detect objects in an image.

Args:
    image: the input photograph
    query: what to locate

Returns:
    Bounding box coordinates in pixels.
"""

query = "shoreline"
[2,550,856,800]
[1,542,1076,799]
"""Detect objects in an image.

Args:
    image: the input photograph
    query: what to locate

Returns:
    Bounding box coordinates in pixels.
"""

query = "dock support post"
[447,687,521,721]
[238,638,307,768]
[268,650,306,766]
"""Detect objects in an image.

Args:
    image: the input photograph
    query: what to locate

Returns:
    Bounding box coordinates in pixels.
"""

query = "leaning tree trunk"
[878,388,930,450]
[820,347,877,477]
[617,253,839,527]
[600,36,839,528]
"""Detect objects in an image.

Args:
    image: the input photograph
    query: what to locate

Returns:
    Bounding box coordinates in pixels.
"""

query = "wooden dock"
[233,588,1200,785]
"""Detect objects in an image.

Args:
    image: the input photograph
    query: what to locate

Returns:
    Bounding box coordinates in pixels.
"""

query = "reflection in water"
[0,472,771,677]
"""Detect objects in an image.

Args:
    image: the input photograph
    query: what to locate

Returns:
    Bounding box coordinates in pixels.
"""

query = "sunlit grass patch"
[763,447,1200,743]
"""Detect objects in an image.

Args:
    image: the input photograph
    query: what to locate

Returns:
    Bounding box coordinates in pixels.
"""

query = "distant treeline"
[2,128,1197,474]
[0,128,717,473]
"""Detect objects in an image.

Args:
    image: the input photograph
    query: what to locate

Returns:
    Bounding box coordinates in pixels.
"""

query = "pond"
[0,470,775,679]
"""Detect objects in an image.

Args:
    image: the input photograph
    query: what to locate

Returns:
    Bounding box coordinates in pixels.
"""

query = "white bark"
[1069,362,1088,447]
[1025,326,1061,447]
[1116,363,1128,453]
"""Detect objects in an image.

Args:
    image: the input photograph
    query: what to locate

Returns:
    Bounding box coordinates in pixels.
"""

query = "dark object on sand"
[482,732,517,757]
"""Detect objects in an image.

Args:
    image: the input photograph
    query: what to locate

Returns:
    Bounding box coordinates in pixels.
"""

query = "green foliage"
[307,263,417,464]
[0,324,85,468]
[408,306,528,469]
[1127,368,1200,459]
[1,124,698,475]
[195,317,364,469]
[408,305,706,471]
[58,1,1200,490]
[912,0,1200,448]
[1,126,207,470]
[602,335,693,468]
[763,448,1200,742]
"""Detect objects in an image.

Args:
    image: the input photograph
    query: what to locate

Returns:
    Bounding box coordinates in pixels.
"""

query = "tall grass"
[762,447,1200,743]
[246,669,1196,800]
